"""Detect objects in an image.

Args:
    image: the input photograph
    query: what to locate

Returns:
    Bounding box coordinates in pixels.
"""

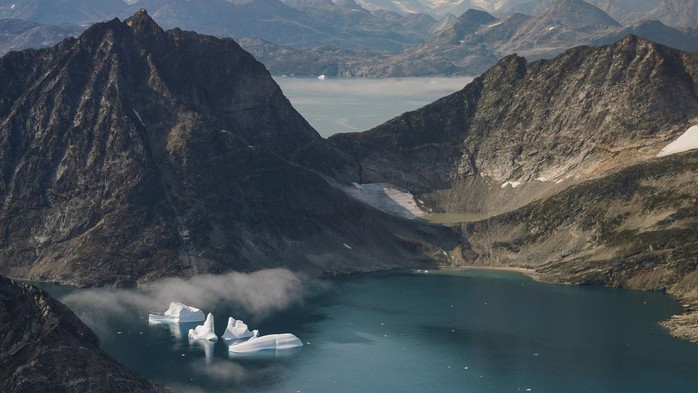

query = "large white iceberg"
[148,302,205,323]
[228,333,303,353]
[222,317,256,340]
[188,313,218,341]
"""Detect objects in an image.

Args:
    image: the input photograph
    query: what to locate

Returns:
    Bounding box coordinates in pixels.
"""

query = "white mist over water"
[61,269,322,335]
[274,77,473,137]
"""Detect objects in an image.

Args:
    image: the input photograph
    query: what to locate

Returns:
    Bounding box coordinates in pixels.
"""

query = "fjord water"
[274,77,473,137]
[40,270,698,392]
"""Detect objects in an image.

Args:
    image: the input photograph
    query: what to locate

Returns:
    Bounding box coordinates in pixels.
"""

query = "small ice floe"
[188,313,218,341]
[149,302,205,324]
[318,74,326,80]
[228,333,303,353]
[222,317,255,340]
[657,125,698,157]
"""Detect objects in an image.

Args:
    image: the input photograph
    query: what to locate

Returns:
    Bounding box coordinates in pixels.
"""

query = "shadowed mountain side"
[0,275,169,392]
[0,10,458,287]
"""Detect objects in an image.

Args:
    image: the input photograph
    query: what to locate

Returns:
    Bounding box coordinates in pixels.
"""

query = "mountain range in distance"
[1,0,696,78]
[246,0,698,77]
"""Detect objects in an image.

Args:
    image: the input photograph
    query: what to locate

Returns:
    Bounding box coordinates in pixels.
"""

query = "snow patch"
[348,183,425,219]
[501,181,522,189]
[133,109,145,126]
[188,313,218,341]
[149,302,205,323]
[535,177,548,182]
[657,126,698,157]
[228,333,303,353]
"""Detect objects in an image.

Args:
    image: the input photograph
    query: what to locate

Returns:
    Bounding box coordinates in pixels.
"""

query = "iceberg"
[148,302,205,323]
[222,317,255,340]
[228,333,303,353]
[188,313,218,341]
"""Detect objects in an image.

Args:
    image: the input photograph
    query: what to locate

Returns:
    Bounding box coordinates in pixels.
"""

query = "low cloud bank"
[61,269,321,333]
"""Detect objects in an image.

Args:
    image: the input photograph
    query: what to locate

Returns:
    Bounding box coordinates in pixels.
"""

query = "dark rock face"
[0,10,456,286]
[0,275,168,392]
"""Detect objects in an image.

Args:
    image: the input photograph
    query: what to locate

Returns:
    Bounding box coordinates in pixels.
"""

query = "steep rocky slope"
[0,275,168,392]
[331,35,698,211]
[0,10,456,286]
[331,35,698,341]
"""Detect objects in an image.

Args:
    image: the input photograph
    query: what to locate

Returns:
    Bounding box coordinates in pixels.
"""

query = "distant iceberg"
[228,333,303,353]
[148,302,205,323]
[222,317,255,340]
[188,313,218,341]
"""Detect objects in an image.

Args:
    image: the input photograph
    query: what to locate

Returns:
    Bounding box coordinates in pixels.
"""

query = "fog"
[275,76,473,137]
[61,269,322,335]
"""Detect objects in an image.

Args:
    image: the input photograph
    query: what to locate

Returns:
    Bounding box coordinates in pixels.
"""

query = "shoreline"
[439,264,543,282]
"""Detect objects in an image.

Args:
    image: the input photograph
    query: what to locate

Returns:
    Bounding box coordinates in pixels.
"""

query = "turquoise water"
[40,270,698,392]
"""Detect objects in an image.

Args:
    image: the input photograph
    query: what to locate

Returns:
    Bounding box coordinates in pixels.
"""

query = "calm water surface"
[274,77,472,137]
[40,270,698,392]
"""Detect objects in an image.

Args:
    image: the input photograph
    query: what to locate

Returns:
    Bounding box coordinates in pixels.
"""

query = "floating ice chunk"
[188,313,218,341]
[318,74,326,80]
[228,333,303,353]
[657,126,698,157]
[222,317,255,340]
[149,302,205,323]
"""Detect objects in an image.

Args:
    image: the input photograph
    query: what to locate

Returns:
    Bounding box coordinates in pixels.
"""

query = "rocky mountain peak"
[124,8,165,37]
[540,0,621,27]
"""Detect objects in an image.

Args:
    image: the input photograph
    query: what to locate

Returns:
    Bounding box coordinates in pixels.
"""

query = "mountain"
[646,0,698,29]
[241,0,698,78]
[537,0,620,27]
[0,0,438,53]
[0,275,168,392]
[0,10,455,286]
[329,35,698,340]
[0,0,126,24]
[0,18,84,55]
[331,35,698,209]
